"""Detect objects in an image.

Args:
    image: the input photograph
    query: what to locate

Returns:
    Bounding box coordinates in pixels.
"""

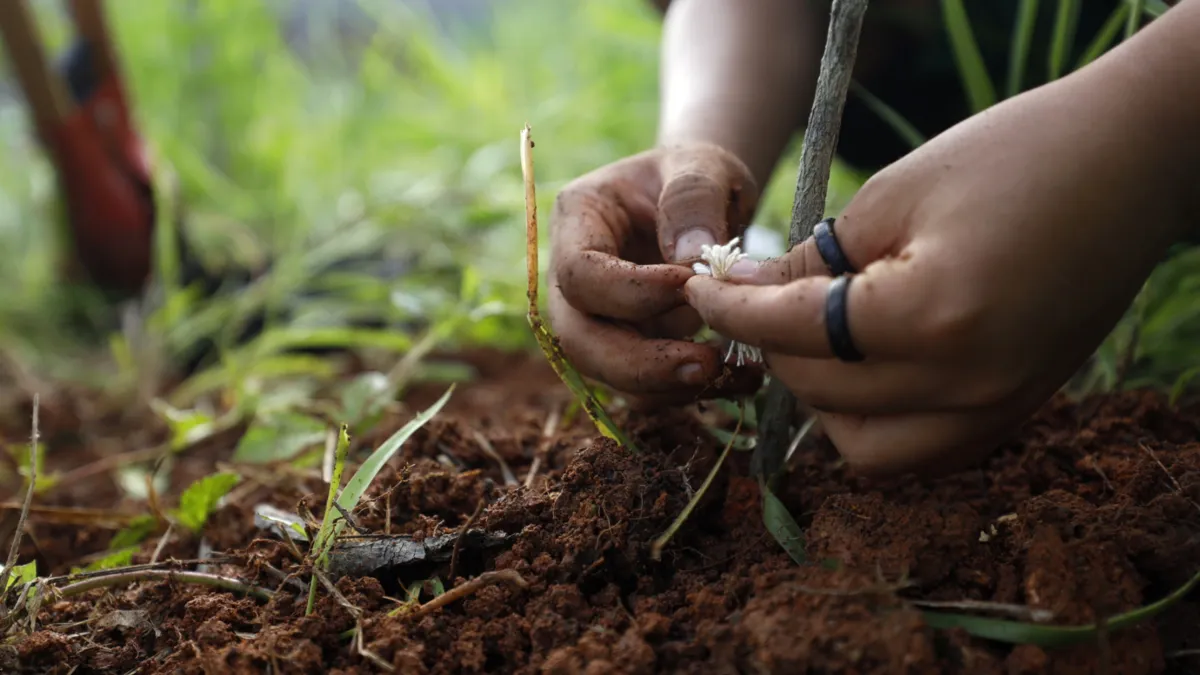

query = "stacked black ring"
[825,276,864,362]
[813,216,864,362]
[813,217,856,276]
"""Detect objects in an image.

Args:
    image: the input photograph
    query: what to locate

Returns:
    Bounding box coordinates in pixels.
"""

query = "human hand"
[547,142,765,407]
[684,74,1195,475]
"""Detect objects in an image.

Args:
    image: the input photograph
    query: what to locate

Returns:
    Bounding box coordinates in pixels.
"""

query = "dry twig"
[906,597,1055,622]
[0,394,39,604]
[409,569,527,619]
[525,406,562,489]
[314,569,394,671]
[54,569,273,602]
[1138,441,1200,512]
[149,523,174,565]
[472,430,517,487]
[449,497,486,585]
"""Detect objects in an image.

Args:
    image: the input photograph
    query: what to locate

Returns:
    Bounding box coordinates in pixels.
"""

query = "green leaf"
[248,326,414,358]
[176,472,241,532]
[1,561,36,590]
[334,385,455,528]
[427,577,446,597]
[921,567,1200,646]
[339,371,391,425]
[1169,366,1200,405]
[762,485,806,565]
[74,548,136,574]
[234,411,327,463]
[850,81,925,149]
[1048,0,1081,81]
[1006,0,1040,97]
[1075,3,1130,70]
[109,514,159,550]
[940,0,997,112]
[150,399,218,451]
[1137,0,1168,19]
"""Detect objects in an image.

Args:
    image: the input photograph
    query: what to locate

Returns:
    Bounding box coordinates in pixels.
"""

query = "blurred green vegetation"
[0,0,1193,412]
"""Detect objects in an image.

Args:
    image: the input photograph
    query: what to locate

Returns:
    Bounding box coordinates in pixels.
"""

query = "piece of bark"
[326,529,514,578]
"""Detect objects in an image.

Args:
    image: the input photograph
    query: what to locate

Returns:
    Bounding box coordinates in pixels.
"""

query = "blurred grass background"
[0,0,1194,410]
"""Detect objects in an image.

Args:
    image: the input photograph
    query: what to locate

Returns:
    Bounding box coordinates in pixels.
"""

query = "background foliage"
[0,0,1193,402]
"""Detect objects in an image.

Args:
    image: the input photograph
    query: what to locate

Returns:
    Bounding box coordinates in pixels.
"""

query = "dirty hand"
[684,58,1197,475]
[547,142,764,406]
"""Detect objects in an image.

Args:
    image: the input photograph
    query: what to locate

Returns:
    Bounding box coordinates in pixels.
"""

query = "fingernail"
[674,229,716,261]
[727,258,760,282]
[677,362,706,385]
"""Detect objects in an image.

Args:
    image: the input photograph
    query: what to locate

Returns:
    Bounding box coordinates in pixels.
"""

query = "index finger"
[683,254,933,361]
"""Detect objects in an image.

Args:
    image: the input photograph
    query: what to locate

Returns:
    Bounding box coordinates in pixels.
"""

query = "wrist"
[656,117,772,187]
[1076,0,1200,244]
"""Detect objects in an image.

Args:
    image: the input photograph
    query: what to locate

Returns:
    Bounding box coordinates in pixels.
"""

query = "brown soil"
[1,348,1198,674]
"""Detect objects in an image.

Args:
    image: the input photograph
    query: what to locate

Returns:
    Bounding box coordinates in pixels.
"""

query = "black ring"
[813,217,856,276]
[825,275,864,362]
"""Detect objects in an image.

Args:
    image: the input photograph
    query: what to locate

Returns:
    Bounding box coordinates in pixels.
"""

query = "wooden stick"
[0,0,72,144]
[753,0,870,482]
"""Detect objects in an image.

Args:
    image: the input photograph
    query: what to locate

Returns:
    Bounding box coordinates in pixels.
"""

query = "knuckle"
[661,171,725,209]
[553,181,633,242]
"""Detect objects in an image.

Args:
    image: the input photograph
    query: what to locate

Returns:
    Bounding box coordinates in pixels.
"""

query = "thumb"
[655,143,760,262]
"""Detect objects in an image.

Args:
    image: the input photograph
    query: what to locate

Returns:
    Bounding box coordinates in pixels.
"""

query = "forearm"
[1077,0,1200,239]
[655,0,823,188]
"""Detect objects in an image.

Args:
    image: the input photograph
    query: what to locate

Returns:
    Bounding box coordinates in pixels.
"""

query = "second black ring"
[814,216,856,276]
[825,275,865,362]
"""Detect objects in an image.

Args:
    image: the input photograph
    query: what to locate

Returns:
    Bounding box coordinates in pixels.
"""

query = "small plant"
[175,472,241,533]
[305,385,455,615]
[690,237,762,367]
[519,124,638,453]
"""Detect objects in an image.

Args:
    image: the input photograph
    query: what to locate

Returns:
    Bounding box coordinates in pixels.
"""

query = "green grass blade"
[308,423,351,615]
[1125,0,1145,37]
[247,327,415,358]
[763,484,806,565]
[1140,0,1168,19]
[1048,0,1081,81]
[1169,366,1200,405]
[651,406,742,560]
[312,424,352,559]
[940,0,997,112]
[849,81,925,149]
[333,384,455,526]
[1007,0,1040,97]
[1076,3,1129,70]
[176,472,241,533]
[922,567,1200,647]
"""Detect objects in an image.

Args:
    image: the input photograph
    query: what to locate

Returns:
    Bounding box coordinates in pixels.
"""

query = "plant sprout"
[691,236,762,367]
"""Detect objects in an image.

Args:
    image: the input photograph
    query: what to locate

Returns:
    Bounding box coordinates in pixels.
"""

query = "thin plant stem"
[650,404,744,560]
[0,394,39,604]
[55,569,273,602]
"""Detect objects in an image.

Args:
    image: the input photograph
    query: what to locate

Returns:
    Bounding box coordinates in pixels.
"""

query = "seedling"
[305,385,455,615]
[519,124,638,453]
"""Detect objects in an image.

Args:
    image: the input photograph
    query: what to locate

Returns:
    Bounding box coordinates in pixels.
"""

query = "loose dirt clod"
[2,350,1199,673]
